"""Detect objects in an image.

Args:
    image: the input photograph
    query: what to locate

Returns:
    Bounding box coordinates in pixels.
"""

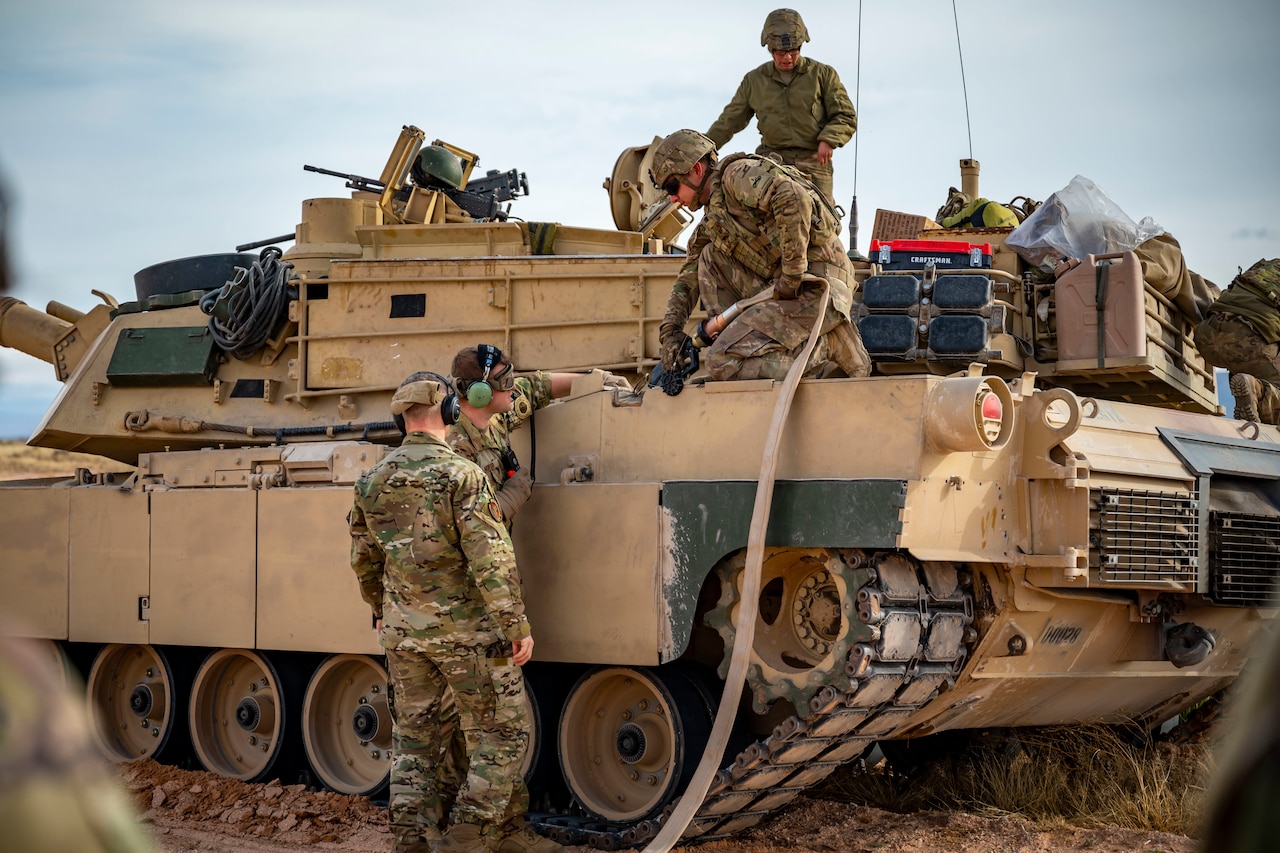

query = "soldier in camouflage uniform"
[0,630,157,853]
[652,128,869,383]
[349,372,536,853]
[447,345,629,525]
[1194,259,1280,425]
[706,9,857,208]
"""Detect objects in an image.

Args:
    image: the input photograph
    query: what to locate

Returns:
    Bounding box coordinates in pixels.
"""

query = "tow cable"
[643,275,832,852]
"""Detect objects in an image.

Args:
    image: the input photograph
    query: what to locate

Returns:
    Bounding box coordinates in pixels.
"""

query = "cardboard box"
[871,209,941,243]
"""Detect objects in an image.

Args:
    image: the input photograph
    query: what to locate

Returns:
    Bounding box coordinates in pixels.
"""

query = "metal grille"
[1092,488,1199,586]
[1209,512,1280,606]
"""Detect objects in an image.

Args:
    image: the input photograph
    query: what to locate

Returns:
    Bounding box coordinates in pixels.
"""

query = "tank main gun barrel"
[0,296,72,366]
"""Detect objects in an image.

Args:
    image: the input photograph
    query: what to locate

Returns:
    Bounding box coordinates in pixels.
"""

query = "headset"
[393,371,460,436]
[459,343,505,408]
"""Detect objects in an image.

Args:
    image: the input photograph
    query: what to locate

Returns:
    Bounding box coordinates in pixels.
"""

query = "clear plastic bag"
[1006,175,1164,272]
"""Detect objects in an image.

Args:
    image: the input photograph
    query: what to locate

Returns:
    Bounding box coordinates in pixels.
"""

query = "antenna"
[952,0,974,160]
[847,0,866,262]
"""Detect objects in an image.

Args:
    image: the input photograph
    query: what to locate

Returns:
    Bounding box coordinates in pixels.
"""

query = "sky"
[1,0,1278,438]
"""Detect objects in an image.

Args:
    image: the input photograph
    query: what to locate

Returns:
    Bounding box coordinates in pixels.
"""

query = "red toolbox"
[870,238,993,271]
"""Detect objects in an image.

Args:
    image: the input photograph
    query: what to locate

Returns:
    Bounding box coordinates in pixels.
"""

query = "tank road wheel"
[558,666,712,822]
[301,654,392,796]
[705,548,865,713]
[189,648,303,782]
[85,644,194,763]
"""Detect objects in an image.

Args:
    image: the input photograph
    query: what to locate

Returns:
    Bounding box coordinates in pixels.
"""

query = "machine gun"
[303,163,529,222]
[302,164,409,198]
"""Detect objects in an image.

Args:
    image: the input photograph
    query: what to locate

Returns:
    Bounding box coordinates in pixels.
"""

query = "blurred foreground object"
[0,628,156,850]
[1200,619,1280,853]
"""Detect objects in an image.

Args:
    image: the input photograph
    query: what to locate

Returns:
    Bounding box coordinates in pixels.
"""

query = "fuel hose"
[643,275,832,852]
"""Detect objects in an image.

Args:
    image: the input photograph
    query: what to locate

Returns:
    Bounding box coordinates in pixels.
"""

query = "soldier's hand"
[495,467,532,520]
[596,370,633,392]
[660,327,693,373]
[774,275,802,300]
[513,636,535,666]
[817,140,834,165]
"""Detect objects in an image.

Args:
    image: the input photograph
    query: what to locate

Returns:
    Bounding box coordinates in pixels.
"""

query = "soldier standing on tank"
[1194,259,1280,425]
[705,8,857,209]
[349,371,536,853]
[652,128,869,383]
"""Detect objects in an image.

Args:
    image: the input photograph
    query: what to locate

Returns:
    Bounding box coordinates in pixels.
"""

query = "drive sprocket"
[704,547,870,714]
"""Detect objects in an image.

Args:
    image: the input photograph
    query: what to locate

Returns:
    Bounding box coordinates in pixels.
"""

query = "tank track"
[528,552,974,849]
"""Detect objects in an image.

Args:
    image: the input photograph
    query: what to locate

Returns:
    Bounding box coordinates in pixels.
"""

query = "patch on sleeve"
[490,499,504,521]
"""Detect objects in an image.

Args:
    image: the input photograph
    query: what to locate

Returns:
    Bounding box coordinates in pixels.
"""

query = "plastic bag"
[1006,175,1164,272]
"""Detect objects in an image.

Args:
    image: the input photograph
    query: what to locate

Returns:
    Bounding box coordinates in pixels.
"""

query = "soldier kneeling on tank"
[1194,258,1280,425]
[651,128,869,385]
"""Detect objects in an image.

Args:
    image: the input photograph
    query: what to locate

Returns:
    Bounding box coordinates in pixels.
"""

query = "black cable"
[200,246,294,359]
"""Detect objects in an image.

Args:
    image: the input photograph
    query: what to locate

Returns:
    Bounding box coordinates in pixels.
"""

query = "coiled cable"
[200,246,294,359]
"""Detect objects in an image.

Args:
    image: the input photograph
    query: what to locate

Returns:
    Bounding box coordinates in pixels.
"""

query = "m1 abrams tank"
[1,125,1277,848]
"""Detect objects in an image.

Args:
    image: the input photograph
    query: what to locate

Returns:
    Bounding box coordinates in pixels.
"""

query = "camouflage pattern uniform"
[1194,259,1280,424]
[0,632,156,853]
[662,152,865,381]
[448,373,554,497]
[350,432,531,850]
[706,10,856,207]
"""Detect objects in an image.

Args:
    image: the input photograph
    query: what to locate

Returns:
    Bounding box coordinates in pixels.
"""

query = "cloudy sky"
[1,0,1278,438]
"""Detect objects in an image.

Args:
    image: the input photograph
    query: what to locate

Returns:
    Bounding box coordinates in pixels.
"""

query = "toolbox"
[870,239,993,271]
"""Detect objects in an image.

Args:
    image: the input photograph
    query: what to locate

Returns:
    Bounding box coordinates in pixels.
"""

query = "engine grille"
[1091,488,1199,587]
[1209,511,1280,606]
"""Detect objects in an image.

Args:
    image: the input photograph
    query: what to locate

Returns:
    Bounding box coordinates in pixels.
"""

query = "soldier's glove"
[595,370,633,392]
[660,326,693,374]
[494,467,533,520]
[773,275,802,300]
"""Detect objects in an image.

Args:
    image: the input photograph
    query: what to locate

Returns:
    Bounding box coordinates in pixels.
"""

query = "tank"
[1,124,1277,848]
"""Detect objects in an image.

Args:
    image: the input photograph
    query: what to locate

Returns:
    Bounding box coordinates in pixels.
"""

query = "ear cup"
[466,380,493,407]
[441,393,461,426]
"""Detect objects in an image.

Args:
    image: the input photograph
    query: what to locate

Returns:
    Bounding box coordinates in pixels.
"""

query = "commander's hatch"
[605,137,693,250]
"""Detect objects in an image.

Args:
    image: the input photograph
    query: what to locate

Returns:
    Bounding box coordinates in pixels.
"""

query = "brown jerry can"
[0,128,1276,848]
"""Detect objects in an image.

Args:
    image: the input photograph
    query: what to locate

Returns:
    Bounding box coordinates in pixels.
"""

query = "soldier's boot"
[494,820,563,853]
[438,822,493,853]
[1231,373,1263,422]
[828,318,871,378]
[393,827,442,853]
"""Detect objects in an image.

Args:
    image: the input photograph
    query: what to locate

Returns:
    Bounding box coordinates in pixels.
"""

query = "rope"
[200,246,293,359]
[951,0,974,160]
[642,276,832,853]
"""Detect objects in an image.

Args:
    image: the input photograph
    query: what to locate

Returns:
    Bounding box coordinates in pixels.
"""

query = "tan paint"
[69,487,149,644]
[148,490,256,648]
[0,482,69,638]
[514,483,663,664]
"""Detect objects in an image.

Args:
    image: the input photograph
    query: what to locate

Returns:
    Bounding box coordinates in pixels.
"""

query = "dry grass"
[818,724,1215,837]
[0,439,133,480]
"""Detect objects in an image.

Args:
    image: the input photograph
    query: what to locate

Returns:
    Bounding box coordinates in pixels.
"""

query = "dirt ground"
[119,758,1199,853]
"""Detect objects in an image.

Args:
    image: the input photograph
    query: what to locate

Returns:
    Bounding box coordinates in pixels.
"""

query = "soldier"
[0,631,158,853]
[349,372,536,853]
[1193,259,1280,424]
[448,344,629,525]
[706,8,857,208]
[652,128,869,383]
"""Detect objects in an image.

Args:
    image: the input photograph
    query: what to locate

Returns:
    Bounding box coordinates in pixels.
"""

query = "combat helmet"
[412,144,464,190]
[649,130,718,192]
[760,8,809,51]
